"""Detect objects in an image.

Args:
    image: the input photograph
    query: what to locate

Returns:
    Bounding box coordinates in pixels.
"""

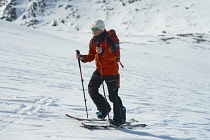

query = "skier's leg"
[88,71,111,116]
[104,75,126,124]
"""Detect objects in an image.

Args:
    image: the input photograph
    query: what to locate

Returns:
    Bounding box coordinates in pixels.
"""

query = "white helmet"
[91,20,105,31]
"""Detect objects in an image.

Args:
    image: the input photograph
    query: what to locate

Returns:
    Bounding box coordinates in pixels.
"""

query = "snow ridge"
[0,0,210,34]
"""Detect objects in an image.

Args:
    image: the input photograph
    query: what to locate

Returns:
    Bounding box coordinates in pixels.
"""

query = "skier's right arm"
[81,41,96,63]
[76,53,84,60]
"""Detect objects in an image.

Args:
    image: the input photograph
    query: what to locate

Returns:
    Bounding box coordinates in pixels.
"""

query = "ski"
[66,114,137,125]
[82,122,147,129]
[66,114,147,129]
[66,114,106,121]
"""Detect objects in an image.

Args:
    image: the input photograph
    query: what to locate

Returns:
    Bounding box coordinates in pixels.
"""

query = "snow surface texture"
[1,0,210,140]
[1,19,210,139]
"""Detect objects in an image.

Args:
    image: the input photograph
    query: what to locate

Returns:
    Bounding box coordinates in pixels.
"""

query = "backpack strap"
[106,36,116,52]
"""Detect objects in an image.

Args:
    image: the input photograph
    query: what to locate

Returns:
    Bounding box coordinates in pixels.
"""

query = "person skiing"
[76,19,126,126]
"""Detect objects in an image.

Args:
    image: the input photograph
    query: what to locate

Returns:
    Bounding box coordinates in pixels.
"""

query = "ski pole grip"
[76,50,80,54]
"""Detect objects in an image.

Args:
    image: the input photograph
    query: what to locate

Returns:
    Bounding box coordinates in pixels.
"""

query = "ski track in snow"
[1,20,210,140]
[0,96,54,130]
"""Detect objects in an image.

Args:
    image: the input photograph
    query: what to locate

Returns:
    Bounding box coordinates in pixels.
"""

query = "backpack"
[107,29,124,68]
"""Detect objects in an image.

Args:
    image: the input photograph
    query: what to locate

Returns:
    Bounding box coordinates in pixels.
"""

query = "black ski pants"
[88,70,124,119]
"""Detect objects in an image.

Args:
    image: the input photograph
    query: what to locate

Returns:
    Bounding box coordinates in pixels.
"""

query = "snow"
[1,0,210,139]
[1,19,210,140]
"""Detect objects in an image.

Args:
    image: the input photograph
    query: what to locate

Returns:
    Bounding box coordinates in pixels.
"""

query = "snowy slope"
[1,17,210,140]
[0,0,210,35]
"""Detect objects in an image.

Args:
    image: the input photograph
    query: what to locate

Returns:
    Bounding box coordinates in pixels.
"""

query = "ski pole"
[76,50,88,118]
[97,46,110,120]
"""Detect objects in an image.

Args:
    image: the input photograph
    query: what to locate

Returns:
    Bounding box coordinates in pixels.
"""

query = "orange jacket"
[83,31,119,75]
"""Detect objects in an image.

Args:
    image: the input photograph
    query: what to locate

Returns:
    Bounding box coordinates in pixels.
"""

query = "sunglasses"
[91,27,99,31]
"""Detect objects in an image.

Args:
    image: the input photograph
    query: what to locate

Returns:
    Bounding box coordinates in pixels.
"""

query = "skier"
[76,20,126,126]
